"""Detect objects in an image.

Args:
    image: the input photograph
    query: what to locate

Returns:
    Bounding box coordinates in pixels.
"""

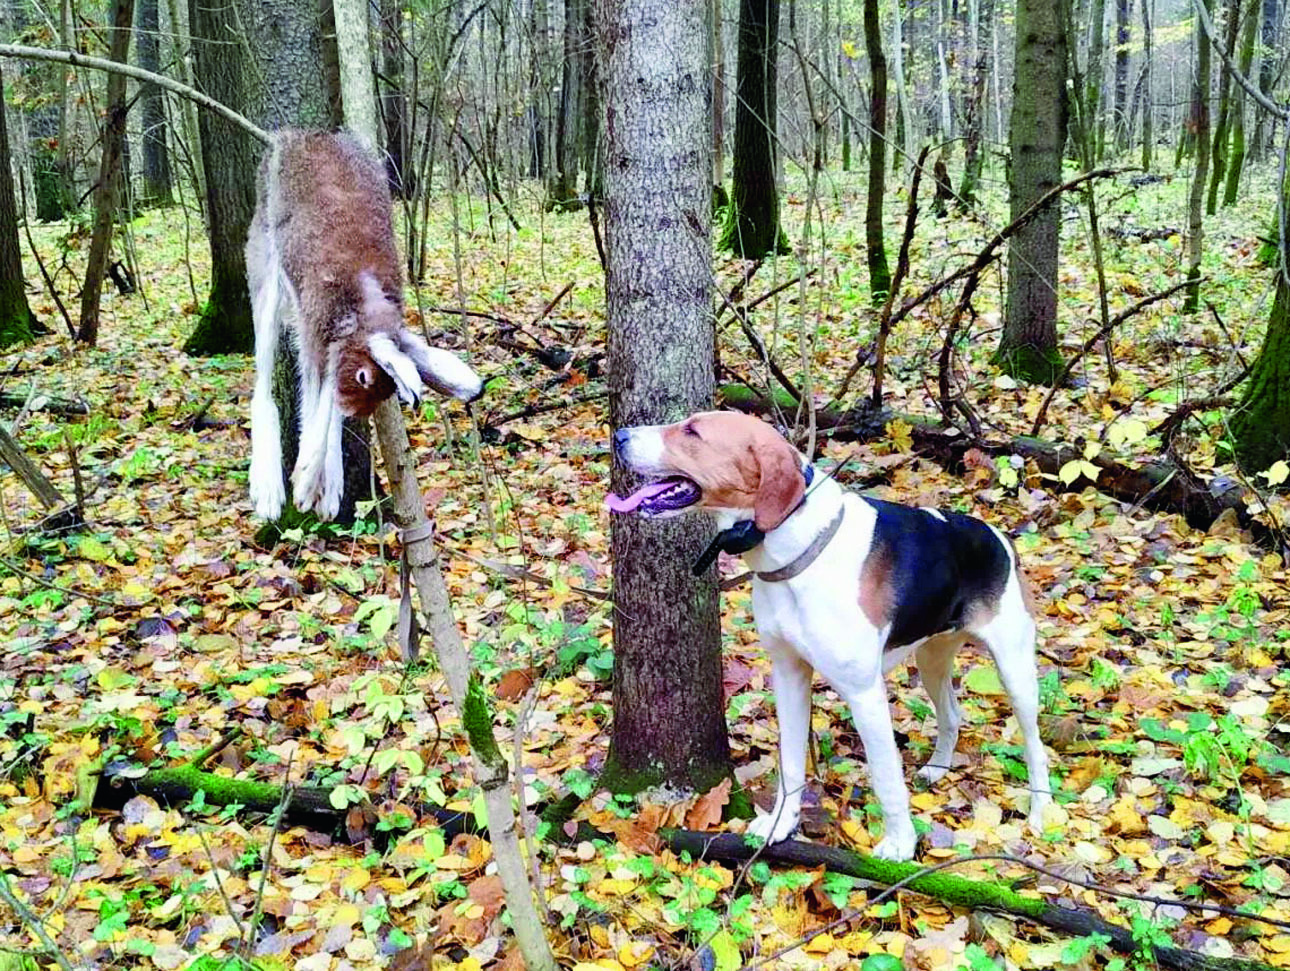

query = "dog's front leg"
[748,647,813,845]
[843,678,918,861]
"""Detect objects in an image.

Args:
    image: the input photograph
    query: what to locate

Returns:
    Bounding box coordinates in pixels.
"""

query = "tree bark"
[719,0,786,256]
[600,0,732,793]
[380,0,413,195]
[76,0,134,347]
[1183,0,1212,314]
[1141,0,1153,169]
[181,0,258,356]
[996,0,1067,384]
[1250,0,1279,159]
[1206,0,1241,215]
[1230,175,1290,474]
[958,0,991,207]
[863,0,891,299]
[135,0,172,207]
[1222,0,1259,205]
[1086,0,1107,159]
[1112,0,1131,151]
[548,0,588,209]
[0,63,36,349]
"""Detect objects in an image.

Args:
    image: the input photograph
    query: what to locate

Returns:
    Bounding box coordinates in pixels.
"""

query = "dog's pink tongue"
[606,480,673,513]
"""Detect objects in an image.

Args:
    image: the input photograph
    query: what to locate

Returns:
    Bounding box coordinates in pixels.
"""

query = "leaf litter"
[0,170,1287,969]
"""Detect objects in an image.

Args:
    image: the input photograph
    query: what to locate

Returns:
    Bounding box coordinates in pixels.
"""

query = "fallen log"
[93,763,1277,971]
[717,385,1259,535]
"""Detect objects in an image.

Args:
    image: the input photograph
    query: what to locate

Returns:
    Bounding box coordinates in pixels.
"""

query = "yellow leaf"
[1059,459,1085,485]
[886,418,914,453]
[618,942,656,969]
[1260,460,1290,487]
[841,39,859,58]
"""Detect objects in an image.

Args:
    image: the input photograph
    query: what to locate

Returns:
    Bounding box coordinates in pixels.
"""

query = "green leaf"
[964,665,1005,696]
[710,930,741,971]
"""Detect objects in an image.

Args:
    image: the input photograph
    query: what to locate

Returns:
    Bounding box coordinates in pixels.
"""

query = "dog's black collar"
[692,465,815,576]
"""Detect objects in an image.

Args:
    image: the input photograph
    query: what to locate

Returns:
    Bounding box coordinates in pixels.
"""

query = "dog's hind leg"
[914,633,966,785]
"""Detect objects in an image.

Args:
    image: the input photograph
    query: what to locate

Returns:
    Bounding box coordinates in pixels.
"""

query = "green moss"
[463,673,505,773]
[716,383,800,411]
[991,343,1065,386]
[718,200,791,258]
[147,765,288,811]
[0,305,36,350]
[183,282,254,356]
[725,781,754,821]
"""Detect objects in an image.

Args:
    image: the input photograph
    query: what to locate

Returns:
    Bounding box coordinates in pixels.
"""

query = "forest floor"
[1,161,1289,971]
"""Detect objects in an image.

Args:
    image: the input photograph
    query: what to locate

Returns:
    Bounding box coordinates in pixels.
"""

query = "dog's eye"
[684,422,701,439]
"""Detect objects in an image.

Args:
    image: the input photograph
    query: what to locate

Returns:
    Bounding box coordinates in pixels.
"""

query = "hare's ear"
[397,331,484,402]
[368,333,423,406]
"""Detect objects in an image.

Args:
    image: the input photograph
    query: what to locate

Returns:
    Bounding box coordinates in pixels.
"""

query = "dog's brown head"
[609,411,805,531]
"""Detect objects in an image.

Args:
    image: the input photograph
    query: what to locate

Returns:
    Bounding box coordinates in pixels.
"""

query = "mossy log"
[717,385,1256,534]
[94,763,1274,971]
[662,831,1276,971]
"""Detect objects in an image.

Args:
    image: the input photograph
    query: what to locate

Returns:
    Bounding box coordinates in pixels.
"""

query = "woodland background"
[0,0,1289,967]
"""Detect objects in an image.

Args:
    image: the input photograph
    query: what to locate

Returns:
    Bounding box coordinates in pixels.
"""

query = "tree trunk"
[580,0,603,201]
[958,0,991,205]
[891,0,911,174]
[600,0,731,794]
[996,0,1067,385]
[1250,0,1279,159]
[135,0,172,207]
[181,0,258,356]
[1230,175,1290,474]
[380,0,413,195]
[719,0,785,256]
[548,0,587,209]
[0,63,37,349]
[863,0,891,299]
[76,0,134,347]
[1141,0,1152,169]
[1206,0,1241,215]
[1223,0,1259,205]
[1112,0,1130,151]
[1183,0,1211,314]
[1086,0,1106,160]
[713,0,727,189]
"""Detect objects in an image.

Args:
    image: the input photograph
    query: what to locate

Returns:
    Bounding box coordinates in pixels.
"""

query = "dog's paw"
[915,762,950,785]
[746,809,799,845]
[1027,792,1053,834]
[873,821,918,861]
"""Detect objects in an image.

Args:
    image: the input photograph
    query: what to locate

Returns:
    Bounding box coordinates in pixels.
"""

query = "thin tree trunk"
[720,0,785,256]
[996,0,1068,384]
[1206,0,1241,214]
[1086,0,1107,160]
[77,0,134,346]
[863,0,890,298]
[1141,0,1153,169]
[1183,0,1211,314]
[891,0,910,174]
[1223,0,1259,204]
[1250,0,1279,158]
[135,0,172,206]
[714,0,727,189]
[600,0,732,794]
[958,0,991,205]
[1113,0,1131,151]
[0,62,36,349]
[380,0,413,195]
[547,0,585,209]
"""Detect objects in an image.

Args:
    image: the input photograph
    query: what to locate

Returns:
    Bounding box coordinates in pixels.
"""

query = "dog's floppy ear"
[368,333,423,406]
[396,331,484,402]
[752,439,805,531]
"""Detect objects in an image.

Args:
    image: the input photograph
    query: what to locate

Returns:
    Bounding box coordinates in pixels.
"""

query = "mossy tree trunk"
[1230,176,1290,474]
[0,64,36,350]
[1085,0,1106,160]
[1183,0,1211,314]
[996,0,1067,385]
[863,0,891,300]
[547,0,589,210]
[1222,0,1259,206]
[135,0,173,207]
[1250,0,1279,160]
[719,0,786,257]
[76,0,134,347]
[600,0,732,793]
[1206,0,1241,216]
[1141,0,1152,169]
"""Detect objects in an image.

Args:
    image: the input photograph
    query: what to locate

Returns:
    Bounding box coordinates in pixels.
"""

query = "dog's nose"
[612,429,630,455]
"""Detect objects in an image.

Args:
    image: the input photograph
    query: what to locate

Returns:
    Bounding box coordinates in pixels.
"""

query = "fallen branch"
[662,831,1278,971]
[90,761,1278,971]
[0,392,90,416]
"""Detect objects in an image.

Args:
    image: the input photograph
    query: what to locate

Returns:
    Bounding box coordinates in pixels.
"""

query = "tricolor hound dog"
[608,411,1051,861]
